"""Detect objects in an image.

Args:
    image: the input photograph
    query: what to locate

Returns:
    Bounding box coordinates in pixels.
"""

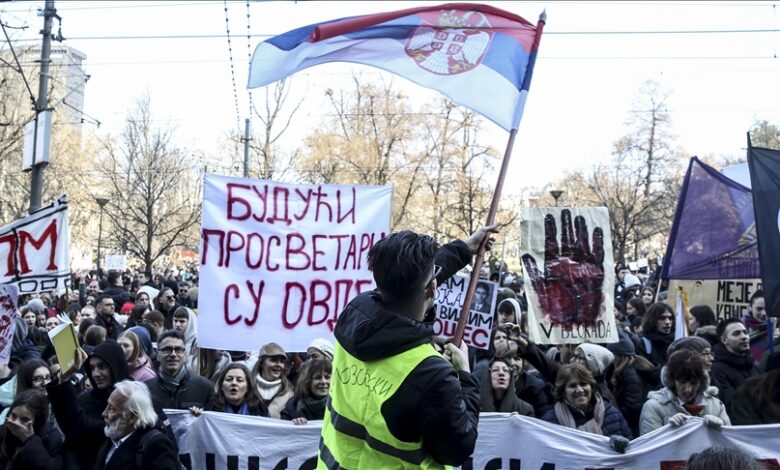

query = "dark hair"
[130,304,149,325]
[213,363,267,415]
[367,231,439,303]
[107,270,122,286]
[627,298,646,317]
[178,281,190,288]
[685,446,762,470]
[154,287,176,311]
[16,359,49,396]
[667,350,707,389]
[641,302,674,334]
[716,317,744,339]
[142,310,165,325]
[295,358,332,400]
[553,363,598,402]
[78,318,96,343]
[8,390,49,435]
[84,325,107,346]
[689,305,716,327]
[95,294,113,307]
[749,289,764,306]
[157,329,184,346]
[173,307,190,319]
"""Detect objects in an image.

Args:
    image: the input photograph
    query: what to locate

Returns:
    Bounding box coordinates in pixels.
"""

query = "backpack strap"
[641,336,652,356]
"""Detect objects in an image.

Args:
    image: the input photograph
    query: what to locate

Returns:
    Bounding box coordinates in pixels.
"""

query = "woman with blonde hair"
[117,330,156,381]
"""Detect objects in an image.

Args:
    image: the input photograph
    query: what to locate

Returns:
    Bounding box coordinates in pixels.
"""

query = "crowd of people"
[1,252,778,468]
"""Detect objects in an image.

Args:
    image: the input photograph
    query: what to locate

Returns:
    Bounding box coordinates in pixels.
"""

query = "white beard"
[104,419,131,441]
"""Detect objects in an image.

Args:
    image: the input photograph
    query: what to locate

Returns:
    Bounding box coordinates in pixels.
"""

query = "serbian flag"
[248,3,544,132]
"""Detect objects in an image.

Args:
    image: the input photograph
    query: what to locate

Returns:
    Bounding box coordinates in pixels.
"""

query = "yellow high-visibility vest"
[318,341,449,469]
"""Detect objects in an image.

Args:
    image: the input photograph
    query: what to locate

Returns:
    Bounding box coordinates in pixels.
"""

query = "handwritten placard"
[198,175,391,351]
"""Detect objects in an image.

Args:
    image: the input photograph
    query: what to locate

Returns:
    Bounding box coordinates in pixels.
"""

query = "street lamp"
[549,189,564,207]
[95,196,109,275]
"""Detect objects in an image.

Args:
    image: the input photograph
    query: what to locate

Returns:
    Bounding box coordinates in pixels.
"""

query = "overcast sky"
[3,1,779,191]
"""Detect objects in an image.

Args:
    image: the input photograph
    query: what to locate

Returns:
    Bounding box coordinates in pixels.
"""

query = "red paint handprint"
[522,209,605,328]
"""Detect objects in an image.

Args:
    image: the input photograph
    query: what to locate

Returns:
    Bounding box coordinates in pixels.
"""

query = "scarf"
[683,403,705,417]
[225,402,251,415]
[256,374,283,401]
[158,365,189,394]
[297,396,327,420]
[554,395,606,435]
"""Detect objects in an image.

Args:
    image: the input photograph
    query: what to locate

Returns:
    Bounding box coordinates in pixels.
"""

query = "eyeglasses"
[32,374,52,384]
[423,264,442,288]
[159,346,186,356]
[164,295,175,300]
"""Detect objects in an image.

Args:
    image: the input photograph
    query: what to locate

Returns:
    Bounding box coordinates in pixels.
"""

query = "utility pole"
[241,118,251,177]
[29,0,56,213]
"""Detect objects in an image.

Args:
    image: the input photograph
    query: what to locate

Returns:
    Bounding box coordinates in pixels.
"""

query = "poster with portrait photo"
[520,207,618,345]
[432,275,498,350]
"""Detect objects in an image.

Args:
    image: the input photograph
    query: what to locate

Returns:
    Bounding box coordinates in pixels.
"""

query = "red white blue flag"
[248,3,544,132]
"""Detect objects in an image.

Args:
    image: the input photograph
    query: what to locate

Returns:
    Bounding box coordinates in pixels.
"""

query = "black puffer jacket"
[333,240,480,467]
[145,369,214,410]
[710,342,758,410]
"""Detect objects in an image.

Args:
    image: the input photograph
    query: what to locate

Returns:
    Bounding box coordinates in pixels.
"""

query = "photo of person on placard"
[470,281,493,314]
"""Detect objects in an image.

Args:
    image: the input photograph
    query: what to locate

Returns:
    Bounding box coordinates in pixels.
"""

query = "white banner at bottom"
[167,410,780,470]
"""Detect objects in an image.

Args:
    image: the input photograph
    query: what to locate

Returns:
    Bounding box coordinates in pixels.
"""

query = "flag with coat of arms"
[248,3,544,132]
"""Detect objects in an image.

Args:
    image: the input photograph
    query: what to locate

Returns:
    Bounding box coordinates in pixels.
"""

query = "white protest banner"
[521,207,618,344]
[433,275,497,349]
[167,411,780,470]
[0,284,17,364]
[198,175,392,352]
[104,254,127,271]
[0,195,70,294]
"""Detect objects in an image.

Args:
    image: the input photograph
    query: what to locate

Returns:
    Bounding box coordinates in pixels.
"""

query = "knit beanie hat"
[605,331,636,356]
[307,338,334,360]
[576,343,615,377]
[667,336,710,357]
[26,299,46,316]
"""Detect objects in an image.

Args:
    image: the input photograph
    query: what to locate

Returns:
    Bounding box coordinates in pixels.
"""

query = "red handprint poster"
[520,207,618,344]
[0,284,17,364]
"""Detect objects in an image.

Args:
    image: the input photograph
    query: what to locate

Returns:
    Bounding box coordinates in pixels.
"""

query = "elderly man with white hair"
[95,380,179,469]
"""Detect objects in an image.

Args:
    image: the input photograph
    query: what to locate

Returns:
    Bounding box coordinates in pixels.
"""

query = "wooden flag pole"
[453,128,516,347]
[453,11,546,347]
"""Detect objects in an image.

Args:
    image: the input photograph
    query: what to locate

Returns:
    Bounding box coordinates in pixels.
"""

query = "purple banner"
[661,157,759,280]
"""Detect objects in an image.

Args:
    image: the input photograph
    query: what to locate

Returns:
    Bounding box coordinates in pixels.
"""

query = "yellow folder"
[48,322,79,375]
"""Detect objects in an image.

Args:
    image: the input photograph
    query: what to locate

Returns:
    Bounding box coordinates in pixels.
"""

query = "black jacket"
[611,365,647,437]
[48,340,131,470]
[93,427,179,470]
[280,396,326,421]
[144,369,214,410]
[710,342,758,410]
[92,314,124,341]
[334,240,480,467]
[0,421,63,470]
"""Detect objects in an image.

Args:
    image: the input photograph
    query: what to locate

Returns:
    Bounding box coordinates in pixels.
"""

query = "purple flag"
[661,157,759,280]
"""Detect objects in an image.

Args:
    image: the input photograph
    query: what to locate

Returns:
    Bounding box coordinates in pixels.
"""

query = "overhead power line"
[4,28,780,42]
[223,0,241,132]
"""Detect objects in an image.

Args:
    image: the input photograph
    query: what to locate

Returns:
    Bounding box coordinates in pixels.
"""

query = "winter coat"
[280,396,327,421]
[127,354,157,382]
[93,425,179,470]
[0,421,63,470]
[637,330,674,367]
[48,340,131,470]
[639,386,730,435]
[709,342,758,410]
[515,371,554,417]
[611,365,647,437]
[145,368,214,411]
[92,313,124,341]
[730,371,780,425]
[331,239,480,467]
[541,397,632,439]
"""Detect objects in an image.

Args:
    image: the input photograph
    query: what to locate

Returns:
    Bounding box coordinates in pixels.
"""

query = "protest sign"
[198,175,392,352]
[0,195,70,294]
[666,278,762,321]
[0,284,17,364]
[168,411,780,470]
[104,254,127,271]
[433,275,497,349]
[521,207,618,344]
